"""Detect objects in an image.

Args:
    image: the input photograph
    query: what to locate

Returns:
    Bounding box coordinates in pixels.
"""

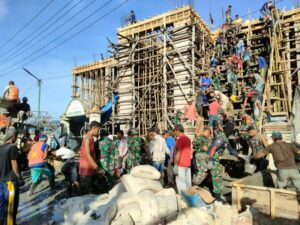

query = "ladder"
[260,8,291,129]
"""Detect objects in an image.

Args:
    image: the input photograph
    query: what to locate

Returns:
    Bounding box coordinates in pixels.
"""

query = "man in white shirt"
[117,130,128,172]
[148,127,169,173]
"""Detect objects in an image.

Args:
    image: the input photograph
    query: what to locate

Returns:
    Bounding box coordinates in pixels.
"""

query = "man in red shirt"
[173,124,192,193]
[79,121,101,194]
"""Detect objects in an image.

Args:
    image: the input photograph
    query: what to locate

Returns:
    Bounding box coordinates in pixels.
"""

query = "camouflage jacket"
[193,135,211,153]
[98,137,118,175]
[249,134,265,155]
[127,137,144,163]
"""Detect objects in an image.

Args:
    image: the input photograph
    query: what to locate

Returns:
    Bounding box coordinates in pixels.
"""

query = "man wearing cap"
[255,131,300,191]
[98,129,118,186]
[148,127,169,175]
[0,127,23,225]
[247,126,268,171]
[27,134,55,196]
[127,129,144,171]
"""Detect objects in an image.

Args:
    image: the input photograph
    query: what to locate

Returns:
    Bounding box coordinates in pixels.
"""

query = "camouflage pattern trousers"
[193,152,223,194]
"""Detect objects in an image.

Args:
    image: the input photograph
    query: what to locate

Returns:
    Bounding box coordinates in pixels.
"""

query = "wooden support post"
[163,17,168,129]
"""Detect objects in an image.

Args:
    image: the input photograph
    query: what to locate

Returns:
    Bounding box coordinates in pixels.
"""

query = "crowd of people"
[1,1,300,224]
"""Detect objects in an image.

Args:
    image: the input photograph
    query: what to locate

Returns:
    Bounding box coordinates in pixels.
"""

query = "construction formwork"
[114,6,213,134]
[72,58,116,110]
[71,6,300,135]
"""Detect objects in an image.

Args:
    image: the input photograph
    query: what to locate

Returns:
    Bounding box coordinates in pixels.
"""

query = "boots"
[212,193,223,202]
[49,176,55,190]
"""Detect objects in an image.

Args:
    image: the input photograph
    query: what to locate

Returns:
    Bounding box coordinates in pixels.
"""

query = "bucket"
[245,162,257,175]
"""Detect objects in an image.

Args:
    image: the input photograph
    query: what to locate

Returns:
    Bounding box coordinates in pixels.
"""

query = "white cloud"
[0,0,8,18]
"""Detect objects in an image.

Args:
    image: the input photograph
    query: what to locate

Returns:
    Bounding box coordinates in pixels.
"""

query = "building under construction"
[67,5,300,137]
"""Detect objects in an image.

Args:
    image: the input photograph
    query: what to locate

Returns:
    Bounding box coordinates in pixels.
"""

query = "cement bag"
[155,188,176,196]
[138,194,178,225]
[111,213,134,225]
[116,192,178,225]
[116,193,143,224]
[62,195,96,225]
[237,206,253,225]
[122,174,163,193]
[88,193,111,209]
[130,165,161,180]
[167,208,213,225]
[214,204,239,225]
[76,197,117,225]
[109,182,126,198]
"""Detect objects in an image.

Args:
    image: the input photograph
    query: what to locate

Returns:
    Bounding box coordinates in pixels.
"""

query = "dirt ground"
[17,172,66,225]
[254,212,300,225]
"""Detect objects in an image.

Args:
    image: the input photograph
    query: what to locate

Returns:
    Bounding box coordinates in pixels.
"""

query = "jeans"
[277,169,300,191]
[153,161,165,173]
[175,167,191,194]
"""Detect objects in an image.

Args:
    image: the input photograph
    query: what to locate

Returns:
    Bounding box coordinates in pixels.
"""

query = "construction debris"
[61,165,253,225]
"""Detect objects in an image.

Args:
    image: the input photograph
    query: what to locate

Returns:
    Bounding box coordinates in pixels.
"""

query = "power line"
[0,0,114,73]
[0,0,75,61]
[0,0,54,51]
[0,0,129,77]
[0,0,90,65]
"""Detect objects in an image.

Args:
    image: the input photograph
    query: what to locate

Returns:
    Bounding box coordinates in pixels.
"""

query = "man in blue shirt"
[163,130,175,186]
[256,55,268,78]
[201,73,212,104]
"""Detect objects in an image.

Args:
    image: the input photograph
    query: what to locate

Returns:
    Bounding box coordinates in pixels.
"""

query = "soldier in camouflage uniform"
[98,129,118,186]
[126,129,144,171]
[192,127,212,185]
[238,114,256,155]
[209,125,238,198]
[247,126,268,171]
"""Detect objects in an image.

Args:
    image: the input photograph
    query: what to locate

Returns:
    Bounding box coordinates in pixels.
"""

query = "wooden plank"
[232,181,300,220]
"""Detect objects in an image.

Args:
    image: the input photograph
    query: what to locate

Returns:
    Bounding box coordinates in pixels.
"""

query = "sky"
[0,0,297,119]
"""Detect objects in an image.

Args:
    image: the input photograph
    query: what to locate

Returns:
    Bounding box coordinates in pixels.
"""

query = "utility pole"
[23,68,42,130]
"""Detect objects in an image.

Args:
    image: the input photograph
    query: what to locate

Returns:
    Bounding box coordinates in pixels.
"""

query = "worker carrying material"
[28,134,55,196]
[2,81,19,102]
[254,131,300,191]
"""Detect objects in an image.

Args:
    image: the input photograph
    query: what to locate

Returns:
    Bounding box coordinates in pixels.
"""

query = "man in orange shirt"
[3,81,19,102]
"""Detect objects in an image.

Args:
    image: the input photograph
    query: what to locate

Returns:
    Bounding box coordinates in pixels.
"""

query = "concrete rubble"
[60,165,253,225]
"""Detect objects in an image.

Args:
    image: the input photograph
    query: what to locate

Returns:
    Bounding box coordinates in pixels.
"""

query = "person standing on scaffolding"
[126,10,136,24]
[225,5,232,24]
[260,0,273,18]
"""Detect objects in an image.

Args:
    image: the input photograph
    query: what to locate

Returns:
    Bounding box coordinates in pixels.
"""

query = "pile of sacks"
[60,165,252,225]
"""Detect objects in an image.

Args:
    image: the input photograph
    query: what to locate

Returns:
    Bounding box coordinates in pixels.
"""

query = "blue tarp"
[100,94,119,125]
